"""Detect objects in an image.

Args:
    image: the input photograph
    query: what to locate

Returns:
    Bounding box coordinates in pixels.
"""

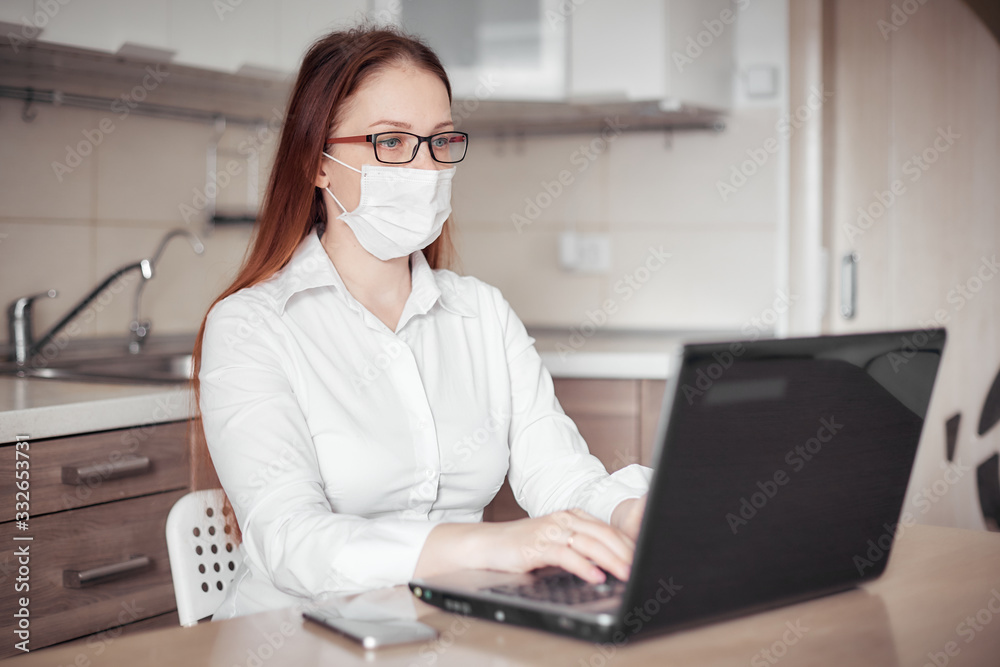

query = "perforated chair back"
[165,489,243,626]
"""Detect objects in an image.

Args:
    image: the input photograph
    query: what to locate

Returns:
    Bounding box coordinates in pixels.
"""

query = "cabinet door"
[0,421,189,520]
[377,0,568,100]
[168,0,280,74]
[821,0,1000,531]
[0,489,186,659]
[275,0,369,73]
[484,379,641,522]
[569,0,668,101]
[27,0,170,54]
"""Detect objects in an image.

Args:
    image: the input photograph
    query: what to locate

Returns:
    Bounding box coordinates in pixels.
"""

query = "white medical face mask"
[321,151,456,261]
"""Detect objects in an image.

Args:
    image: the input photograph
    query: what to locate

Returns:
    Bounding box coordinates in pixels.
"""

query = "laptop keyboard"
[485,570,626,605]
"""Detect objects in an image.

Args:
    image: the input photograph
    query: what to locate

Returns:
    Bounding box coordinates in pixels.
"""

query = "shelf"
[0,38,725,136]
[452,98,726,137]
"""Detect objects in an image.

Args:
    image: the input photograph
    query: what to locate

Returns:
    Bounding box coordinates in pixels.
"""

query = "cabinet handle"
[63,555,152,588]
[61,456,152,485]
[840,252,859,319]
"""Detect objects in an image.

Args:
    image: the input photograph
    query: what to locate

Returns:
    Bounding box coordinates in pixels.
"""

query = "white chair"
[165,489,244,626]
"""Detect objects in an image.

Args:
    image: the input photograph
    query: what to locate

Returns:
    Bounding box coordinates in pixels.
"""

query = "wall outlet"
[559,231,611,273]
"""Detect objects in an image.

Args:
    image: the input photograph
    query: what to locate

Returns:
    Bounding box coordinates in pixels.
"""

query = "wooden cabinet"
[483,378,667,523]
[0,420,190,659]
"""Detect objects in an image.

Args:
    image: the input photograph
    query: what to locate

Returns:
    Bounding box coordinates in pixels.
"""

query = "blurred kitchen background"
[0,0,997,528]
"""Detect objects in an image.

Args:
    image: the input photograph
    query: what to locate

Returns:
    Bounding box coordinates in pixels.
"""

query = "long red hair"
[188,25,457,543]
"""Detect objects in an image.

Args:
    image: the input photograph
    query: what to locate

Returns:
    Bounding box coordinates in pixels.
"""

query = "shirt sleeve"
[198,295,440,598]
[491,288,654,525]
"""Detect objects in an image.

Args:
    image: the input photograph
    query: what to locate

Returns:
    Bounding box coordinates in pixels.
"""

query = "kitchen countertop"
[528,327,740,380]
[0,328,742,442]
[0,376,194,443]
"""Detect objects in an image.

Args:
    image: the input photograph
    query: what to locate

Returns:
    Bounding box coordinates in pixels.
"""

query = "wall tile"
[607,108,782,227]
[0,105,98,221]
[605,228,780,329]
[0,221,97,344]
[453,228,608,327]
[452,133,610,231]
[94,113,217,224]
[91,224,252,337]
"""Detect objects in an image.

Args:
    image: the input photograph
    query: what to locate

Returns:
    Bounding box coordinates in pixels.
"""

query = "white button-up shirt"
[199,226,652,619]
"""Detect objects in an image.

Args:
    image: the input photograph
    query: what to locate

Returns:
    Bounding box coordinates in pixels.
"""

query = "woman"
[193,24,652,621]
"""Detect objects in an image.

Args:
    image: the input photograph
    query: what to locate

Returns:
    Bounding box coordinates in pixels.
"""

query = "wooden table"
[6,524,1000,666]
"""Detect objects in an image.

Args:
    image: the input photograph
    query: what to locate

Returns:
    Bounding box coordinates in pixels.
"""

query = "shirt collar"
[270,227,477,320]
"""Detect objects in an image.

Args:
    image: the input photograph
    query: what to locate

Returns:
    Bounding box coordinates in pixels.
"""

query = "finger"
[563,531,631,581]
[561,508,635,552]
[553,545,608,584]
[559,512,636,565]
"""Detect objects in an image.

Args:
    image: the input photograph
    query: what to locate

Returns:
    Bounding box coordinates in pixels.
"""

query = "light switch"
[559,231,611,274]
[744,65,778,99]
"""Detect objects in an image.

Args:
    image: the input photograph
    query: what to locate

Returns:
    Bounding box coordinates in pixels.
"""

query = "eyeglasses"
[325,131,469,164]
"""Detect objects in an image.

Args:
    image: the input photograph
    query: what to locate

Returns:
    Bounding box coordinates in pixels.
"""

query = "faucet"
[7,290,58,366]
[6,228,205,370]
[129,229,205,354]
[9,260,153,371]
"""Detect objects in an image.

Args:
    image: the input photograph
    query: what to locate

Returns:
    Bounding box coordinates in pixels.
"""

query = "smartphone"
[303,609,439,649]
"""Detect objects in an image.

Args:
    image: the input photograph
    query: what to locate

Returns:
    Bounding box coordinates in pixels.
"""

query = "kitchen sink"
[20,353,194,385]
[1,336,197,385]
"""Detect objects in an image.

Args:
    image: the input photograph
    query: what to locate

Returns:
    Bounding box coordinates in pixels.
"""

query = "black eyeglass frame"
[324,131,469,164]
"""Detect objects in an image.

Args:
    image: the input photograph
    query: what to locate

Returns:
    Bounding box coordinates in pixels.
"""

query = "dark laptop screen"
[626,329,945,635]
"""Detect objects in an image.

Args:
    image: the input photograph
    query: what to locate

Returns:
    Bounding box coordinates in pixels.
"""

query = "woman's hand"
[415,508,635,584]
[610,494,647,543]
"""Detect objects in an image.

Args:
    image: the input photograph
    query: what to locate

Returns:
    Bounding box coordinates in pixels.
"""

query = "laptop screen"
[626,329,945,633]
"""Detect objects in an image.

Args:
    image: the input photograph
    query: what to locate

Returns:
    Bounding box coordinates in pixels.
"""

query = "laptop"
[408,328,946,644]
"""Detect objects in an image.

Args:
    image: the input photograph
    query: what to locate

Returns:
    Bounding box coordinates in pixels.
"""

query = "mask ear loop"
[321,150,362,214]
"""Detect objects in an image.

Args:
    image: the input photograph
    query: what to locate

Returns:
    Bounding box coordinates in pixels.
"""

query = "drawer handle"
[63,555,152,588]
[61,456,152,485]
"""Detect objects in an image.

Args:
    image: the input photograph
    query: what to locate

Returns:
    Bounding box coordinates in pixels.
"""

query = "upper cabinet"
[569,0,734,111]
[378,0,735,111]
[1,0,733,130]
[373,0,569,101]
[1,0,367,76]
